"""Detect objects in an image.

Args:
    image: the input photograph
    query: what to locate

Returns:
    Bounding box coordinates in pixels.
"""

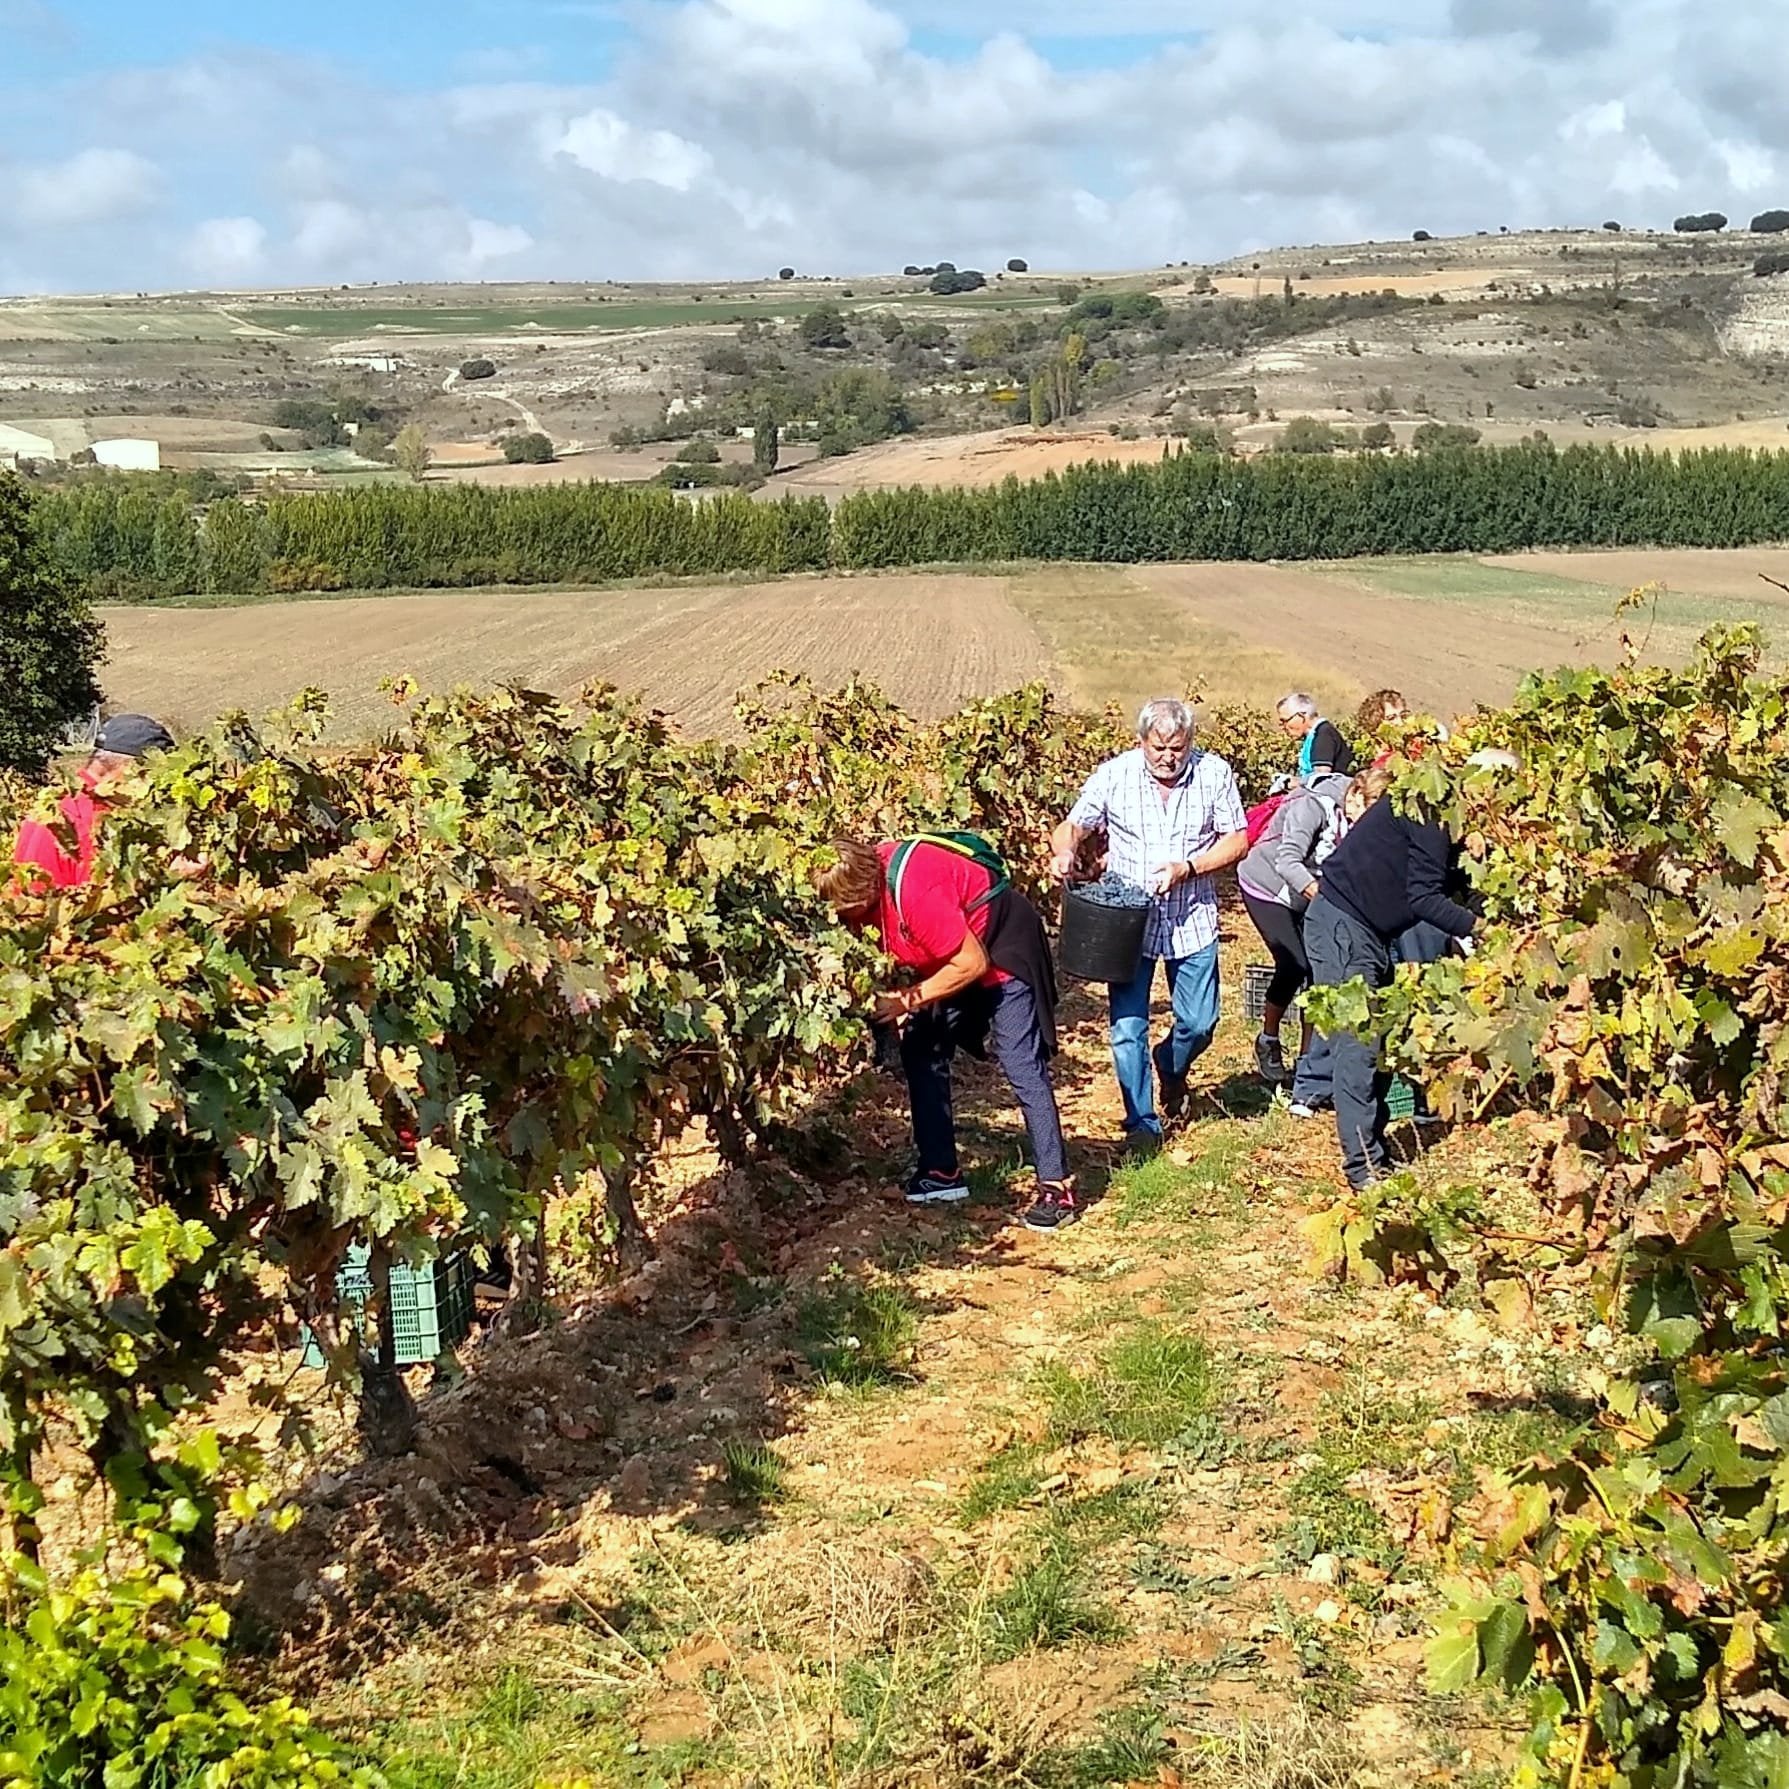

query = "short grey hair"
[1276,692,1320,720]
[1136,697,1195,742]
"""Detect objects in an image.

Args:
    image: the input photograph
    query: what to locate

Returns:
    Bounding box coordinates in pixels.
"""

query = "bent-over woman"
[816,837,1076,1233]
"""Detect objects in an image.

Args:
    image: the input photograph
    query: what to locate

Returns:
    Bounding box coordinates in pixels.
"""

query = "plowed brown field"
[100,575,1055,742]
[1483,546,1789,604]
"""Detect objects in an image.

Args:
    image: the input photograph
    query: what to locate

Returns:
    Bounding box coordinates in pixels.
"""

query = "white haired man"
[1050,697,1248,1143]
[1275,692,1355,783]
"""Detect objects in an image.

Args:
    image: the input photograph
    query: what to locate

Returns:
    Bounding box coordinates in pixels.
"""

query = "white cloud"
[11,147,158,229]
[0,0,1785,289]
[465,218,536,265]
[553,108,712,189]
[187,215,270,280]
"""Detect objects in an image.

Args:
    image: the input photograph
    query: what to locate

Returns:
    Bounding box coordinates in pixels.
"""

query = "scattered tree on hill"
[1413,229,1433,242]
[1360,420,1396,450]
[814,367,911,456]
[1673,212,1728,232]
[393,424,431,484]
[1752,210,1789,234]
[799,302,851,349]
[502,432,555,464]
[460,358,497,381]
[1056,283,1082,306]
[778,267,795,280]
[752,414,780,475]
[675,439,722,464]
[702,344,751,375]
[1755,251,1789,278]
[1029,333,1085,428]
[1006,258,1029,273]
[0,472,104,775]
[902,264,922,277]
[929,268,987,295]
[935,262,957,276]
[1275,416,1340,454]
[1603,220,1623,233]
[1411,421,1482,451]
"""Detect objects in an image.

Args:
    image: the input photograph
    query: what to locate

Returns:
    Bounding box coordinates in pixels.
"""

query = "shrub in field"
[0,470,103,773]
[1410,421,1482,452]
[459,358,497,381]
[1312,630,1789,1786]
[1673,211,1728,232]
[501,432,555,464]
[799,302,850,349]
[1275,416,1340,454]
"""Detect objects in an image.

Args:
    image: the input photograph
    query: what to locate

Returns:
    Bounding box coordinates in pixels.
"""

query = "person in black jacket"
[1304,794,1479,1188]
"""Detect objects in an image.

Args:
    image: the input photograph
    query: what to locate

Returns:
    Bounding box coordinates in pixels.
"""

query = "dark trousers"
[1303,896,1394,1188]
[1396,920,1451,966]
[901,978,1069,1184]
[1241,889,1312,1009]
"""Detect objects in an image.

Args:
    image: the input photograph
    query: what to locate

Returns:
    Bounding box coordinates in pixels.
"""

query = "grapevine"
[1321,628,1789,1787]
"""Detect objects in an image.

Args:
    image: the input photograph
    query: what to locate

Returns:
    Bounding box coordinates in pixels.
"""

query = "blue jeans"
[901,978,1069,1183]
[1107,945,1221,1137]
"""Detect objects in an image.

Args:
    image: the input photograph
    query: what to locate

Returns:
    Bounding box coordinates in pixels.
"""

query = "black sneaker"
[1022,1184,1082,1231]
[905,1169,970,1206]
[1152,1040,1190,1121]
[1253,1031,1288,1085]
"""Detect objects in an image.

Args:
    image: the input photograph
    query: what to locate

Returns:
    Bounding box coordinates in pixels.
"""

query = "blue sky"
[0,0,1781,293]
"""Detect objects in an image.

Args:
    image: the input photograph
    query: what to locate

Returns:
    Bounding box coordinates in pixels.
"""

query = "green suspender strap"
[887,832,1011,942]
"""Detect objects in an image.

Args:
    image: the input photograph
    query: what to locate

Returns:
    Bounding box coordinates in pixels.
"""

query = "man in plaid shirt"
[1050,698,1248,1142]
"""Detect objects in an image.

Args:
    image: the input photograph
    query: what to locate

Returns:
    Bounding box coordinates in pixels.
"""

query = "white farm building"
[91,438,161,471]
[0,423,57,468]
[0,421,160,471]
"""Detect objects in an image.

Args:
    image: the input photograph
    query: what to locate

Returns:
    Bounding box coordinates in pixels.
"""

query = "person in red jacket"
[816,836,1075,1231]
[14,712,174,891]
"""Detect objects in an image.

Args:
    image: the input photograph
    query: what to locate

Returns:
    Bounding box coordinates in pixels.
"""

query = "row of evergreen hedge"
[30,441,1789,600]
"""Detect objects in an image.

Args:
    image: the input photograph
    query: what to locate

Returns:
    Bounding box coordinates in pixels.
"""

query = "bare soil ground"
[226,919,1560,1785]
[99,575,1057,742]
[1122,562,1625,721]
[1484,545,1789,604]
[779,429,1181,496]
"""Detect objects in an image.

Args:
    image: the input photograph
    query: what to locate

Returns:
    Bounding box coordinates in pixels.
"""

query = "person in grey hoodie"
[1237,766,1391,1105]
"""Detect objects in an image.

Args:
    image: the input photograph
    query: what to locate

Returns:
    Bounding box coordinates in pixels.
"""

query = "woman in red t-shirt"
[816,837,1075,1232]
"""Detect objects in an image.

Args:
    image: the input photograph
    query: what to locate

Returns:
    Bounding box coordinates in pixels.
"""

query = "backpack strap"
[888,834,1010,941]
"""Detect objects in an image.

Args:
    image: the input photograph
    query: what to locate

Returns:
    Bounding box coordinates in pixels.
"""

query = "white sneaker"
[1287,1101,1319,1120]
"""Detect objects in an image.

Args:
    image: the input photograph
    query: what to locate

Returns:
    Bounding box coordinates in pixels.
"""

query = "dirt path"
[272,914,1556,1784]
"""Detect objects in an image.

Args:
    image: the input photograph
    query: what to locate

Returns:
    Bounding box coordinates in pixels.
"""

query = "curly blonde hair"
[1355,689,1409,739]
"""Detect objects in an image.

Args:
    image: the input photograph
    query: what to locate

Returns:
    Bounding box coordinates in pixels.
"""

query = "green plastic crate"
[300,1245,474,1368]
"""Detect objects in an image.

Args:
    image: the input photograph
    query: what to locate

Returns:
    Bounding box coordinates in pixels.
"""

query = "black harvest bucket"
[1058,884,1149,983]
